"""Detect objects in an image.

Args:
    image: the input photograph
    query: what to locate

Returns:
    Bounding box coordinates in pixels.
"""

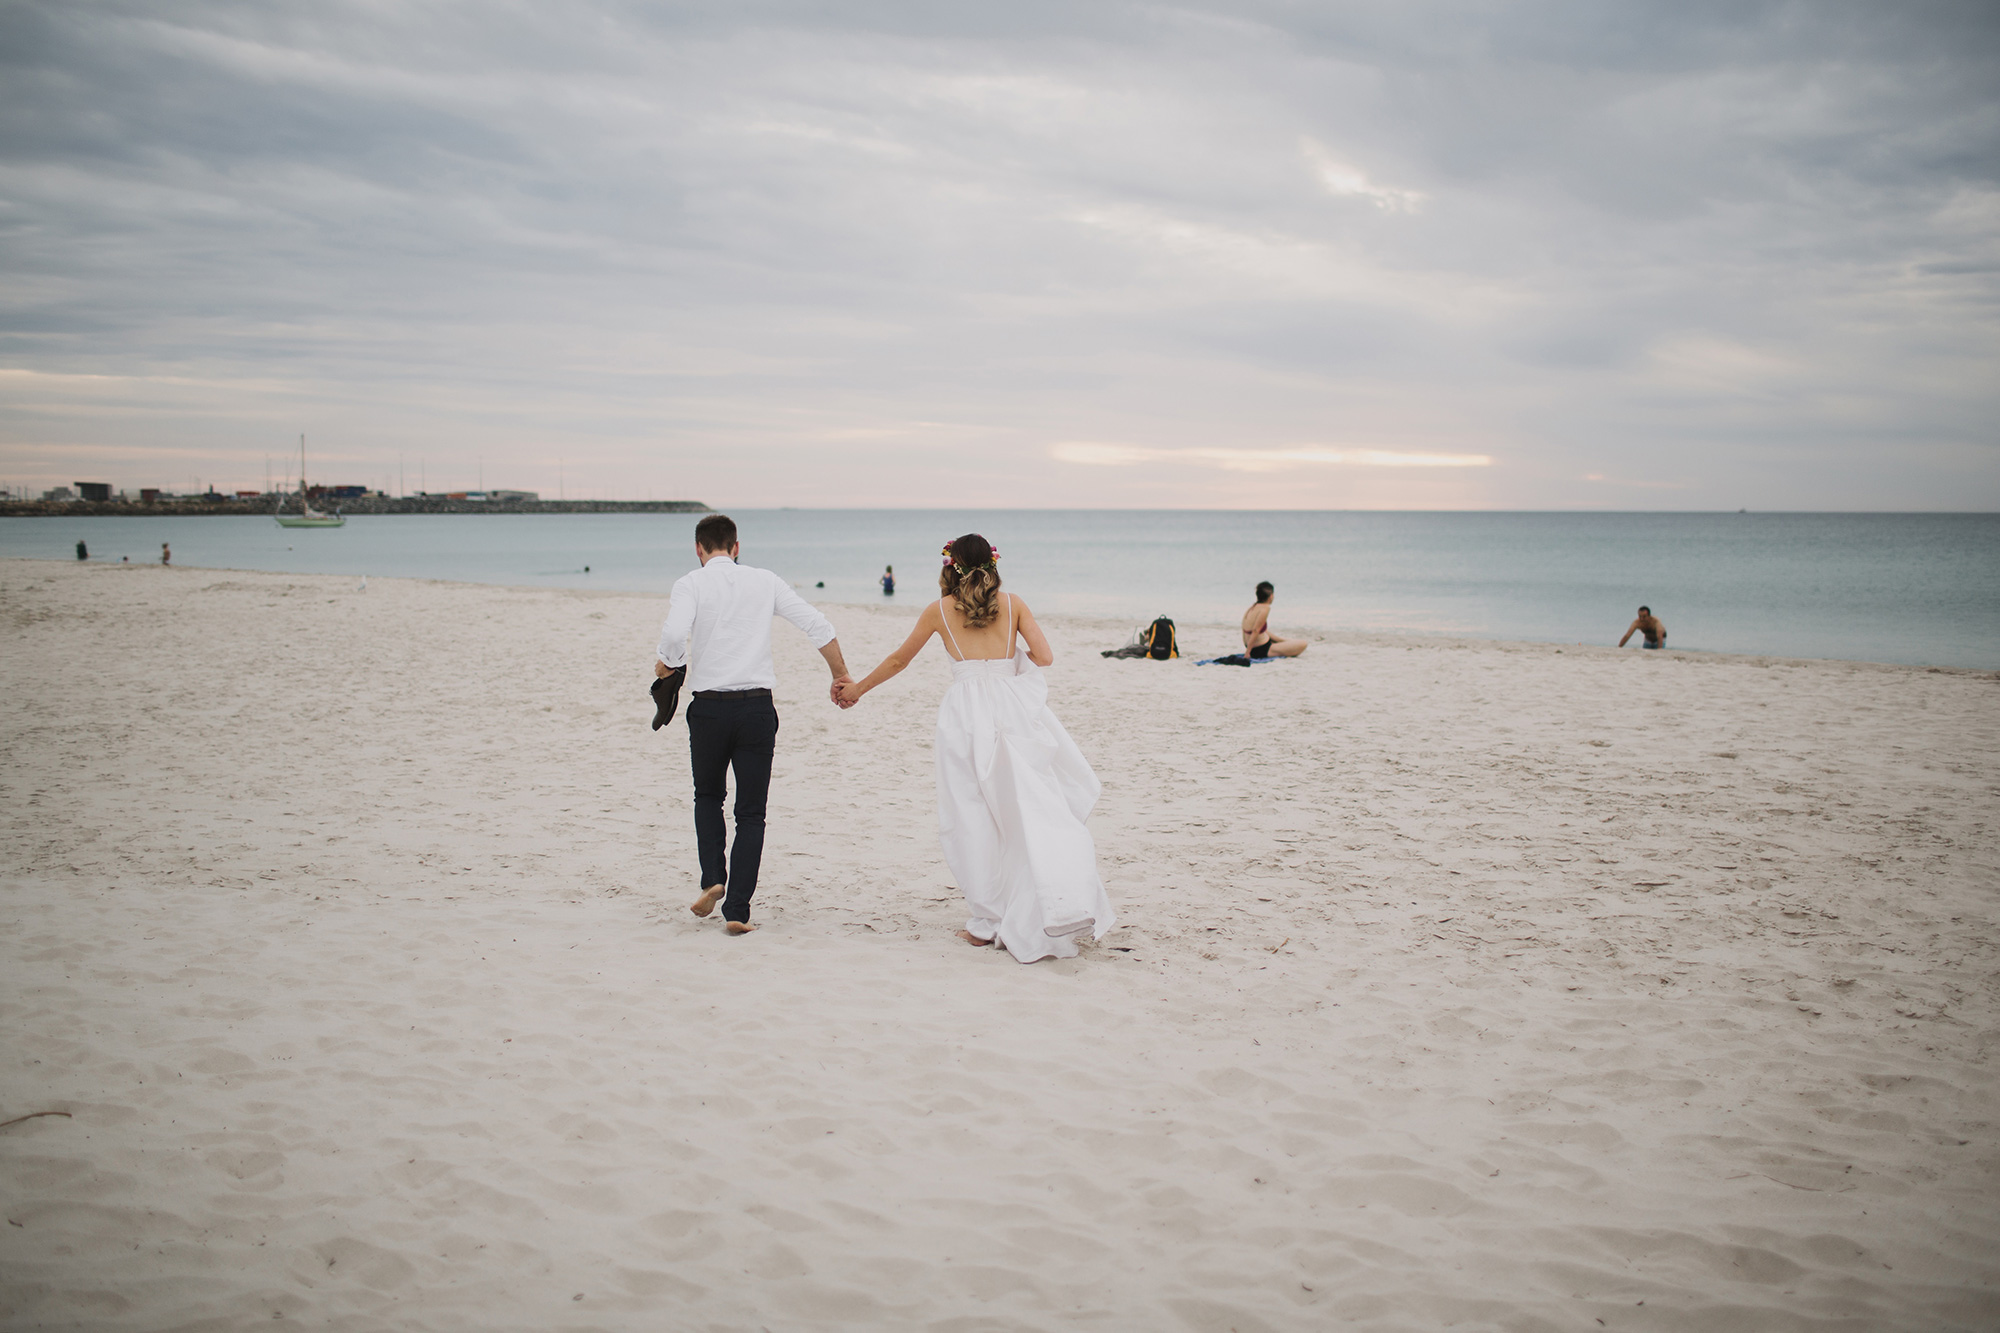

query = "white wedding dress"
[934,596,1116,962]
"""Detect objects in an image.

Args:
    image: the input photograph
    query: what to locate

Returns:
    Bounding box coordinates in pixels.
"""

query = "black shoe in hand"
[650,666,686,730]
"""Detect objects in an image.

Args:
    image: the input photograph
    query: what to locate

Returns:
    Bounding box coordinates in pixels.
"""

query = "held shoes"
[650,666,686,730]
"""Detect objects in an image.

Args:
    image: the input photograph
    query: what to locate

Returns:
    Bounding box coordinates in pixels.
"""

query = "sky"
[1,0,1996,509]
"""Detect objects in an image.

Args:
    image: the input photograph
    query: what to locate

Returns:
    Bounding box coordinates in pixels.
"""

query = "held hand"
[833,678,863,708]
[830,676,856,708]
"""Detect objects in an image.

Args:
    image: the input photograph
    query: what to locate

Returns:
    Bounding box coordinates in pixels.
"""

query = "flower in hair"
[941,540,1000,573]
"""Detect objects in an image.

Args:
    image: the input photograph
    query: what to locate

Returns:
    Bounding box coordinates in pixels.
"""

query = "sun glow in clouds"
[1300,139,1426,212]
[1052,443,1493,471]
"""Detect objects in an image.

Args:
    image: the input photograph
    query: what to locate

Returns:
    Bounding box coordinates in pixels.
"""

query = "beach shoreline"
[7,551,1996,677]
[10,509,1996,669]
[3,559,1996,1329]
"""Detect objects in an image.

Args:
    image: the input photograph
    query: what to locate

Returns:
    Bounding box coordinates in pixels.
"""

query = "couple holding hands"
[655,515,1115,963]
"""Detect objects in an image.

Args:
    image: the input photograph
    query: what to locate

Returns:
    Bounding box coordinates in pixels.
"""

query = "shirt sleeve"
[771,574,837,648]
[656,576,697,667]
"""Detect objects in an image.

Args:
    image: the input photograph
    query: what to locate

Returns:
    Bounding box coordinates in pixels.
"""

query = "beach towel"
[1196,654,1289,667]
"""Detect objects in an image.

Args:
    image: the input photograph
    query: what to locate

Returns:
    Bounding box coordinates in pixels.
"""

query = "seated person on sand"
[1242,582,1308,658]
[1619,605,1667,650]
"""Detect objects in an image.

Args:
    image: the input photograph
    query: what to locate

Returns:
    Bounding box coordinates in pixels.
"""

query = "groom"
[656,514,852,934]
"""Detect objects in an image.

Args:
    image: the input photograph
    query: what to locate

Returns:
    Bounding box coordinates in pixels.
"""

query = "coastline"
[0,497,709,517]
[9,509,1996,670]
[5,551,1995,677]
[3,559,1996,1329]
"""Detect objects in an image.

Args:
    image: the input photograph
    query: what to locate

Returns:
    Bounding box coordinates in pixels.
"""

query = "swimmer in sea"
[1619,605,1666,650]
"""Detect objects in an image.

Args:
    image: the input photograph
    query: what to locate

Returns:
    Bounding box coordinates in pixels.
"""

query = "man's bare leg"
[690,884,724,917]
[726,920,758,935]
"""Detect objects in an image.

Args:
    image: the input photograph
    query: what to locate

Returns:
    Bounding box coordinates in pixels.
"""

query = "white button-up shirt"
[656,555,837,694]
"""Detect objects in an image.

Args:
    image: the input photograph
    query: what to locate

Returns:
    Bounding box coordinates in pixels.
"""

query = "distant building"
[74,482,112,502]
[42,486,75,502]
[140,488,162,503]
[488,490,538,502]
[236,490,261,499]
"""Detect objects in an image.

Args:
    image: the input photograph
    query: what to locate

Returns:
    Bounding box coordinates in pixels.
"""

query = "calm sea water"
[6,511,1997,668]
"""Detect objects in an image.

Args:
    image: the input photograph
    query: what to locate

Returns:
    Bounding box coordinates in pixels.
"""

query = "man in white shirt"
[656,514,851,934]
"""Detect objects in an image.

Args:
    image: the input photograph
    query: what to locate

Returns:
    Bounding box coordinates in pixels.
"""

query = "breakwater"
[0,497,710,517]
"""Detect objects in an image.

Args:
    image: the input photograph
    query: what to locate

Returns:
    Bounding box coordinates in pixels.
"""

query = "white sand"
[2,556,1996,1331]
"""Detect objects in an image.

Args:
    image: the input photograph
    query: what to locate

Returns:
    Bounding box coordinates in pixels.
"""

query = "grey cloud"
[0,1,1994,506]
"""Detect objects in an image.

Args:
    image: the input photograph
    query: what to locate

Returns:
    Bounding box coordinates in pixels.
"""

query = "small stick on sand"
[0,1111,72,1130]
[1270,938,1290,953]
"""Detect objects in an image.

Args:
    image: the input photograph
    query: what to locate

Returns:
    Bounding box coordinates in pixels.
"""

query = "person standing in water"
[881,564,895,595]
[1242,582,1308,658]
[75,540,87,561]
[1620,606,1667,650]
[160,542,171,567]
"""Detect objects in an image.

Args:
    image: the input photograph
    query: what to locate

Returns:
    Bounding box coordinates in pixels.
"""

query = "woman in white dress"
[835,534,1116,962]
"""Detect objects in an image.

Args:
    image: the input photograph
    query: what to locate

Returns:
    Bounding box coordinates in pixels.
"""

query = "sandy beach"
[2,556,1996,1331]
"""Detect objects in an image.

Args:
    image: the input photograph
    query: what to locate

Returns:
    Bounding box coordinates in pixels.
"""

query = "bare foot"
[690,885,724,918]
[725,921,758,935]
[957,929,993,947]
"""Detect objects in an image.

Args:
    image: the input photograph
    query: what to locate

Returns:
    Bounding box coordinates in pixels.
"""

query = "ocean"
[6,510,1997,669]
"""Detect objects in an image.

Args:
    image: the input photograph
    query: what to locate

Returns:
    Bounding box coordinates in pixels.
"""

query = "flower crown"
[941,540,1000,573]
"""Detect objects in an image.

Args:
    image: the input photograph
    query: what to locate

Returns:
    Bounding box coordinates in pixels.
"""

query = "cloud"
[1645,336,1803,397]
[0,1,1993,506]
[1581,472,1687,490]
[1052,442,1492,469]
[1300,139,1425,212]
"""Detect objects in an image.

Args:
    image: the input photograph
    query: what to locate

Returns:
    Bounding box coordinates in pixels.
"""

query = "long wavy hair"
[939,532,1002,628]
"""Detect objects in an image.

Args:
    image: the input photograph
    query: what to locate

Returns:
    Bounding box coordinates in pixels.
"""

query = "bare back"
[843,588,1055,704]
[1242,602,1272,649]
[938,594,1018,661]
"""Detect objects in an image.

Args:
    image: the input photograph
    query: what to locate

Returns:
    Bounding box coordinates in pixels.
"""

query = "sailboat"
[275,433,346,528]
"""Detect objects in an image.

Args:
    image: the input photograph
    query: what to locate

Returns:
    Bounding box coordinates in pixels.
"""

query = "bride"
[835,534,1116,962]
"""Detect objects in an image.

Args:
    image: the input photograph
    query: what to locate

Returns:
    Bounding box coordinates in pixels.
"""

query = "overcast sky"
[2,1,1995,507]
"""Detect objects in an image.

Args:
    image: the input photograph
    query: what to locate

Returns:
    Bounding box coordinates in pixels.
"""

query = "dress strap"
[1005,593,1014,653]
[938,598,964,661]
